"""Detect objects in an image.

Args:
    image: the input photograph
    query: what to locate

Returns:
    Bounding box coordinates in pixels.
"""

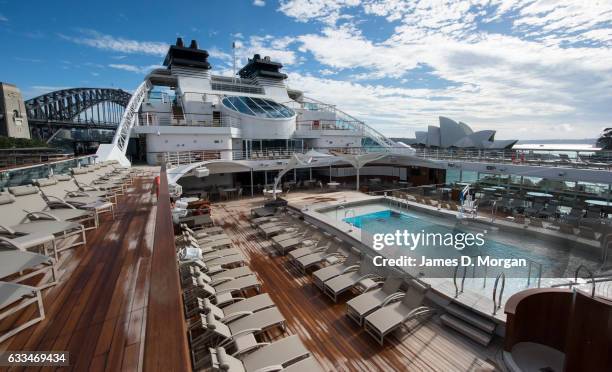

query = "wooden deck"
[0,171,188,372]
[212,195,501,372]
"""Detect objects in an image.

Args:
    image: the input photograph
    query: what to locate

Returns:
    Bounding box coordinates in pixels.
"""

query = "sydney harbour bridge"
[24,88,131,145]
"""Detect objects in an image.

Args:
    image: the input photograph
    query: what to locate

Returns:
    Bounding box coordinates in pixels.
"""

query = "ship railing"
[284,96,396,148]
[138,111,240,128]
[0,155,96,189]
[296,120,365,133]
[159,145,398,166]
[414,148,612,169]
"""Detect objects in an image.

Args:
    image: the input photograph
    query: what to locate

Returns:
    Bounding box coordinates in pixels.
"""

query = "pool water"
[344,209,556,281]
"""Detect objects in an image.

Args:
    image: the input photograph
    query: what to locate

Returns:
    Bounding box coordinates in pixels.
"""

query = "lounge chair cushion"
[12,220,81,235]
[35,209,92,221]
[241,335,308,372]
[55,174,72,181]
[34,178,57,187]
[71,168,89,175]
[0,193,15,205]
[222,293,274,315]
[9,185,39,196]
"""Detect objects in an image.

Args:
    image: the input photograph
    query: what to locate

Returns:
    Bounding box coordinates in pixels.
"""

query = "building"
[405,116,516,149]
[0,82,31,139]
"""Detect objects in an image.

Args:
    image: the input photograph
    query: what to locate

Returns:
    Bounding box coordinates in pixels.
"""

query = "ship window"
[222,96,295,119]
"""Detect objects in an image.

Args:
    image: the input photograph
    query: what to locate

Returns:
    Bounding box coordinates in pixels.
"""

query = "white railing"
[414,148,612,169]
[157,146,399,166]
[296,120,364,133]
[286,96,397,149]
[138,112,241,128]
[112,80,152,154]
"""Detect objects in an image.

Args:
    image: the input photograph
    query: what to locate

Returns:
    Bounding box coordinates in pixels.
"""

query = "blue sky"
[1,0,611,140]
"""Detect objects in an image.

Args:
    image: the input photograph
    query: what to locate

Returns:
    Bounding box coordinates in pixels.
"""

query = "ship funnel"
[176,37,184,47]
[190,40,198,49]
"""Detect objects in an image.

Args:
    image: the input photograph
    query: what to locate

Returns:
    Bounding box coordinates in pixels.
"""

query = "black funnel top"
[238,54,287,80]
[163,39,211,70]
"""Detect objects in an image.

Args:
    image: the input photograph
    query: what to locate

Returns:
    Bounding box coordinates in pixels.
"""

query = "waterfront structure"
[0,82,30,139]
[407,116,517,149]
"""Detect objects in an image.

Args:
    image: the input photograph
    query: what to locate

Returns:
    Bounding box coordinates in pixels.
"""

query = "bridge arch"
[25,88,131,123]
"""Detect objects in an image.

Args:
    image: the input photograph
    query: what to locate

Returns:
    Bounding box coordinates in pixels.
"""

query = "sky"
[0,0,611,140]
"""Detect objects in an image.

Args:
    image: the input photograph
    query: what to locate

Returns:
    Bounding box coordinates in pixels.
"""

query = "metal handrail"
[601,234,612,269]
[492,272,506,315]
[526,260,543,288]
[491,200,497,223]
[453,264,468,298]
[572,264,596,297]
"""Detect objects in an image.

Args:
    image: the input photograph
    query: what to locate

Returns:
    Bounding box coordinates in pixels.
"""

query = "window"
[222,96,295,119]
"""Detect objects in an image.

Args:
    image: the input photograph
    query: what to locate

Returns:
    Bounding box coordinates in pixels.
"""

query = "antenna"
[232,41,236,84]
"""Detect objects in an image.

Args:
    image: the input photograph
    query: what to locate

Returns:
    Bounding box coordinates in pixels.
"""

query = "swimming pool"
[344,209,553,279]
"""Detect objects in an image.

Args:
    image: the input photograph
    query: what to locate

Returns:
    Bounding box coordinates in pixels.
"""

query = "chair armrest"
[0,224,16,235]
[45,195,76,209]
[217,327,262,348]
[381,292,405,307]
[24,210,60,221]
[341,265,360,274]
[0,235,21,250]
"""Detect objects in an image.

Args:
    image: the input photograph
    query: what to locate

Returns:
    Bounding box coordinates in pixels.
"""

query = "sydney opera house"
[406,116,518,149]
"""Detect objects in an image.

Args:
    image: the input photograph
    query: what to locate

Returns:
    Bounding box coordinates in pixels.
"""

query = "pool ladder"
[570,264,596,298]
[453,265,467,298]
[492,272,506,315]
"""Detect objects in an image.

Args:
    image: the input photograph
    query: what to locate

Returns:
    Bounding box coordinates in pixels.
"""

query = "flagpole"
[232,41,236,84]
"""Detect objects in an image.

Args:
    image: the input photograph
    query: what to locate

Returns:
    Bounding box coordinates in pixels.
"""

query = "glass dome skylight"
[222,96,295,119]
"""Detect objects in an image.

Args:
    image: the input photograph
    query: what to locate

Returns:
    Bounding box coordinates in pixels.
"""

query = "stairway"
[440,302,496,346]
[172,104,184,120]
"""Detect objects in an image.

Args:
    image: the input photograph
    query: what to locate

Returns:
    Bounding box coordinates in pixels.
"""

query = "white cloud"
[278,0,360,25]
[208,47,232,62]
[233,35,298,67]
[253,0,266,7]
[108,63,161,74]
[277,0,612,139]
[0,14,8,22]
[60,29,168,56]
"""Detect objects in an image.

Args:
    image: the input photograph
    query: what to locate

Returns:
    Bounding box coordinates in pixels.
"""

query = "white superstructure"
[96,38,611,196]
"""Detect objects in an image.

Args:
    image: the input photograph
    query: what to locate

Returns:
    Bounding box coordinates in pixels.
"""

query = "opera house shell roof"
[411,117,517,149]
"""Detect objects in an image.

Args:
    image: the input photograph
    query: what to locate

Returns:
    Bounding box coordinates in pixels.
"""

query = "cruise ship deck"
[0,172,501,371]
[0,169,193,371]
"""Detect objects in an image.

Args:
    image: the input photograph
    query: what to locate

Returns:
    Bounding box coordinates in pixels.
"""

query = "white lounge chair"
[182,265,252,287]
[0,189,86,254]
[323,266,383,302]
[0,282,45,343]
[189,307,286,360]
[0,250,57,290]
[364,279,435,345]
[184,274,261,307]
[312,249,361,289]
[346,277,404,325]
[207,335,310,372]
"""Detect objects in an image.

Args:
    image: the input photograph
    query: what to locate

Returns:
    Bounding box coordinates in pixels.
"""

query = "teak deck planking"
[212,197,499,372]
[0,172,188,372]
